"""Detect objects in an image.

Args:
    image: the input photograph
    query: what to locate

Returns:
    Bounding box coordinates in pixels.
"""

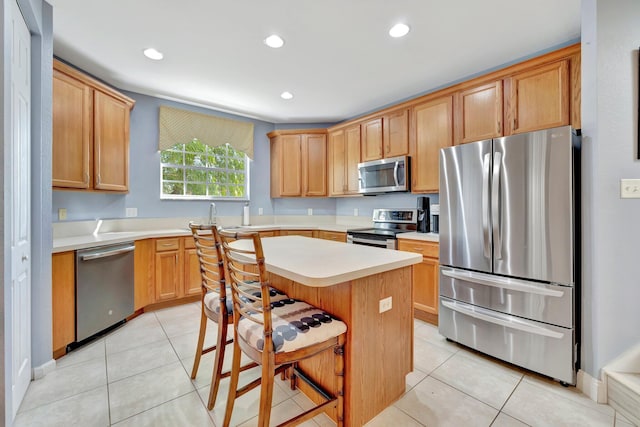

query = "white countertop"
[52,223,360,253]
[231,235,422,287]
[397,232,440,242]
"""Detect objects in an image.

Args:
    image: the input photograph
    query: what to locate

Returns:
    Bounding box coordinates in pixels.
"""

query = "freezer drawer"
[439,296,575,384]
[440,267,573,328]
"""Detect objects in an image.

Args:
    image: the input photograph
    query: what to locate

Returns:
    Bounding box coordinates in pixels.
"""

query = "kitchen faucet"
[208,202,217,225]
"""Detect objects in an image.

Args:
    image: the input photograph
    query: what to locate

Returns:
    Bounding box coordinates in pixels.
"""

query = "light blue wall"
[580,0,640,377]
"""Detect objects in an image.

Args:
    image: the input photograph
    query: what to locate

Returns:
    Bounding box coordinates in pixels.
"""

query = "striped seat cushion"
[203,286,289,318]
[237,299,347,354]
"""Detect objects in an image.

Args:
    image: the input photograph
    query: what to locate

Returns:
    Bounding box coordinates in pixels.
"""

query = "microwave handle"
[393,161,400,187]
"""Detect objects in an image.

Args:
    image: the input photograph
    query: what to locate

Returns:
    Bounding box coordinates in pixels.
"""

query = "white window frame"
[160,141,250,201]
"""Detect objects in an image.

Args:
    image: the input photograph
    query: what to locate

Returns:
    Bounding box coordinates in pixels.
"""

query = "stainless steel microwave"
[357,155,410,194]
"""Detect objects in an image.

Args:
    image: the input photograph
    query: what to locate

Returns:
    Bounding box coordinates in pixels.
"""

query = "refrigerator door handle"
[441,268,565,297]
[441,299,564,339]
[492,151,503,259]
[482,153,491,259]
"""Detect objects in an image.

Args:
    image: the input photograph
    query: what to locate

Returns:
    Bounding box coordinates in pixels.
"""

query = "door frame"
[1,0,53,424]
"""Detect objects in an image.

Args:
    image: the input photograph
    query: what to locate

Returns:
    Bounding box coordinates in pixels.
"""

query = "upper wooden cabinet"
[410,96,453,193]
[269,129,327,198]
[360,109,409,162]
[454,80,503,144]
[328,124,361,196]
[52,59,135,192]
[505,59,570,135]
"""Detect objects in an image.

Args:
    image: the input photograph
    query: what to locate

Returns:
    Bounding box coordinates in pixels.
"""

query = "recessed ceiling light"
[143,48,164,60]
[389,23,410,38]
[264,34,285,48]
[280,91,293,100]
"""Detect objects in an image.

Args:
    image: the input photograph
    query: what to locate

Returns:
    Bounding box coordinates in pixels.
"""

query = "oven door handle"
[350,236,391,247]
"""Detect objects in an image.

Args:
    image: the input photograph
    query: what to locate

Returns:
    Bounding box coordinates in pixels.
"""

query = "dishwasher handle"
[80,244,135,261]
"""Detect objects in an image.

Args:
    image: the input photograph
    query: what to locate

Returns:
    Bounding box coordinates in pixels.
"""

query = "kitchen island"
[231,235,422,426]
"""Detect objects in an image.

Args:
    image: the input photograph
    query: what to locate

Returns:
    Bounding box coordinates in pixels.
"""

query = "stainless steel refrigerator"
[438,125,580,385]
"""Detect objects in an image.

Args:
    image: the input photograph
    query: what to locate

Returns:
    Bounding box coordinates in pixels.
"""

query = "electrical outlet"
[125,207,138,217]
[58,208,67,221]
[307,208,313,216]
[258,207,264,215]
[354,208,359,216]
[620,179,640,198]
[379,296,392,313]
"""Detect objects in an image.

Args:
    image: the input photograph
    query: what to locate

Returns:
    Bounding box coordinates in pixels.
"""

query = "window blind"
[158,105,254,158]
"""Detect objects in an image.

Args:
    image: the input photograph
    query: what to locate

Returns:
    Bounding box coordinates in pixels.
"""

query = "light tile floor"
[14,303,637,427]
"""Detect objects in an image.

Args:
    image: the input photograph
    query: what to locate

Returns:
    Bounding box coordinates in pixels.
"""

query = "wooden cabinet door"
[52,252,75,358]
[184,248,202,297]
[155,250,181,301]
[279,135,302,196]
[328,129,346,196]
[506,60,570,135]
[52,70,91,189]
[280,230,313,237]
[302,133,327,196]
[344,124,361,195]
[413,257,439,316]
[384,109,409,157]
[316,231,346,242]
[398,240,439,324]
[134,239,155,310]
[155,238,182,301]
[410,96,453,193]
[455,81,503,144]
[361,118,383,161]
[93,90,130,191]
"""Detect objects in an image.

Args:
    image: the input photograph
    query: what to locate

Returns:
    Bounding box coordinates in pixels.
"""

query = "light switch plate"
[258,207,264,215]
[620,179,640,198]
[379,296,392,313]
[354,208,359,216]
[126,207,138,217]
[307,208,313,216]
[58,208,67,221]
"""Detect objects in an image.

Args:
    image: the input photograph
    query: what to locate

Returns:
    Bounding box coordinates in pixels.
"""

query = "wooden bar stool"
[189,223,289,410]
[218,229,347,427]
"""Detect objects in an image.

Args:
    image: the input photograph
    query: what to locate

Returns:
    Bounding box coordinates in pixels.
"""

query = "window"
[160,139,249,200]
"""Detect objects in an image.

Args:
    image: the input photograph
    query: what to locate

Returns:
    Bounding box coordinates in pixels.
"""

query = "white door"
[10,0,32,418]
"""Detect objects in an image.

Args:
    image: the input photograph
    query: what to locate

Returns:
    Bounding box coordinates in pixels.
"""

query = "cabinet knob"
[22,255,29,262]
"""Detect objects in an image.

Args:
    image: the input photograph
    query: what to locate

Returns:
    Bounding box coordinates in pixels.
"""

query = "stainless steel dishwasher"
[75,242,135,342]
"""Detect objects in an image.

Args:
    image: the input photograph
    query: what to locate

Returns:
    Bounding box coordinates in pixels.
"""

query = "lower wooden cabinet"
[397,239,439,325]
[315,230,347,242]
[155,238,182,301]
[183,236,202,297]
[280,230,314,237]
[52,251,75,358]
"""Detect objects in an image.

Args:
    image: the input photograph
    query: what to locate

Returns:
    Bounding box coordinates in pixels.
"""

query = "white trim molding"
[577,369,607,403]
[32,359,56,380]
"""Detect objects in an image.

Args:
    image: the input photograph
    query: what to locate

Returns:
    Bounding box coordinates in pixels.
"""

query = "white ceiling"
[49,0,581,124]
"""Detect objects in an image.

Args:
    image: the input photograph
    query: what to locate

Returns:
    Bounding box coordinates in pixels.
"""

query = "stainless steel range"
[347,208,417,249]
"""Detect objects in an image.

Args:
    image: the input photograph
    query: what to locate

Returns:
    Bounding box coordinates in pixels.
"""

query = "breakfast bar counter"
[238,236,422,426]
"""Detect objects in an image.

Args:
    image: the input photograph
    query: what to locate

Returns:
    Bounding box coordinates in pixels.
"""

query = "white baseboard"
[577,369,607,403]
[32,359,56,380]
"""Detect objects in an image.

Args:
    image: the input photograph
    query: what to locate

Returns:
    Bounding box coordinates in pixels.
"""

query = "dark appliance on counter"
[346,208,417,249]
[416,196,430,233]
[357,156,410,194]
[438,125,580,385]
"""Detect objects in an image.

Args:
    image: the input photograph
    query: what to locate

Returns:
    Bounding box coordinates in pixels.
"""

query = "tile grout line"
[488,375,528,427]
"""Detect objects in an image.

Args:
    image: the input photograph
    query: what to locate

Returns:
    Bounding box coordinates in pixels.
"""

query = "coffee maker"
[416,196,430,233]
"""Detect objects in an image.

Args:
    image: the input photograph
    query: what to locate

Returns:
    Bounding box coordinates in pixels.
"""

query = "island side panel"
[349,266,413,426]
[268,266,413,427]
